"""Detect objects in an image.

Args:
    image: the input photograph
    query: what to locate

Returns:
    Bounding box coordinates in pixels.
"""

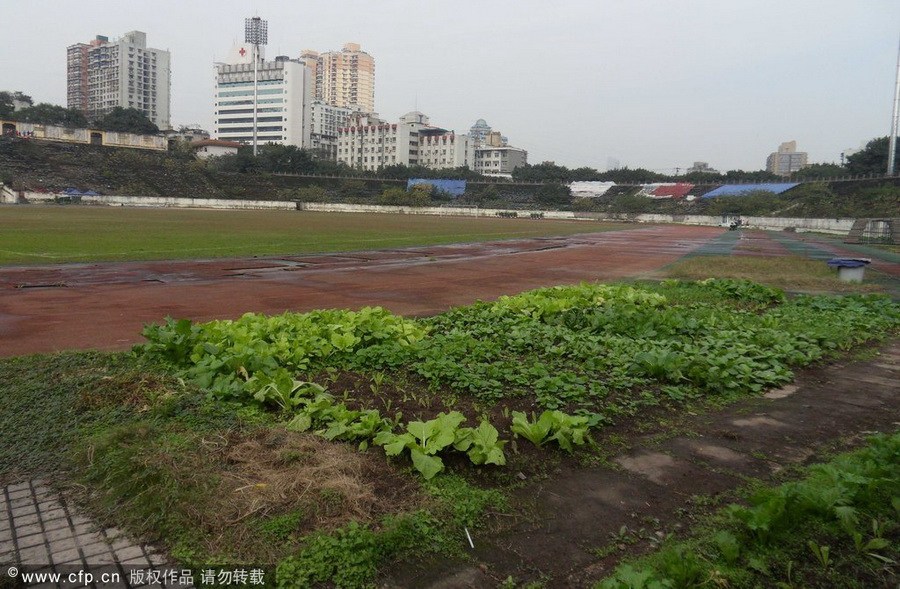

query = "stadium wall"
[298,202,577,219]
[596,213,853,234]
[5,194,854,233]
[17,192,294,210]
[0,120,167,151]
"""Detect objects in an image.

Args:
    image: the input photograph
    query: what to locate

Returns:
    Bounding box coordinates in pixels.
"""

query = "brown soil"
[382,340,900,588]
[0,225,723,356]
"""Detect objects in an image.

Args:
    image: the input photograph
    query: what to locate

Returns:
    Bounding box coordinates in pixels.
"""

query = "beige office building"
[766,140,809,176]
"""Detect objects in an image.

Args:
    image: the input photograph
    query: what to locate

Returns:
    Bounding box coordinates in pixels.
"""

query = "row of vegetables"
[139,279,900,477]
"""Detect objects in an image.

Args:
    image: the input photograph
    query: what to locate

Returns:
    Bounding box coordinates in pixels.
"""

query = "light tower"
[888,35,900,176]
[244,16,268,156]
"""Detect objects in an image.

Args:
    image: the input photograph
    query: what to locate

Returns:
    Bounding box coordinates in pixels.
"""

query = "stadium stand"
[700,183,799,198]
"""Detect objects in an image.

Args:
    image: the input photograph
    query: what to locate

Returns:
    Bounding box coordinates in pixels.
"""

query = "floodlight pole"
[253,43,259,156]
[888,35,900,176]
[245,16,268,157]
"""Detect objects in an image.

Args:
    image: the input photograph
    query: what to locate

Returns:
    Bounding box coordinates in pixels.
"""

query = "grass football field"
[0,206,622,264]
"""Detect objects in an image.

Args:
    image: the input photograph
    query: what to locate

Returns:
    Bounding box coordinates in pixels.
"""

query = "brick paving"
[0,479,185,588]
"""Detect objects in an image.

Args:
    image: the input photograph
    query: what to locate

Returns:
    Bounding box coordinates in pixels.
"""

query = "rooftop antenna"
[245,15,268,156]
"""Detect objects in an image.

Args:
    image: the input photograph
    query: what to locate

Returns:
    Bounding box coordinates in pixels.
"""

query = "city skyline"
[1,0,898,171]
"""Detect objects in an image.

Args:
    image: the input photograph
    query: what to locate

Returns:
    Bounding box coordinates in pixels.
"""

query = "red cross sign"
[239,47,246,56]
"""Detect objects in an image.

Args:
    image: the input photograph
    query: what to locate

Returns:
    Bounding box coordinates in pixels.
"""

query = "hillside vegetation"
[1,138,898,218]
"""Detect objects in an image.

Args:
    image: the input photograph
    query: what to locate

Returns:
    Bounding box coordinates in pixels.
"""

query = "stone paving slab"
[0,479,188,588]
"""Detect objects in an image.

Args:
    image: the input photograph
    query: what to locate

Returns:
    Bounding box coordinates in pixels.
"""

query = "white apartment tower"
[66,31,171,129]
[214,45,312,147]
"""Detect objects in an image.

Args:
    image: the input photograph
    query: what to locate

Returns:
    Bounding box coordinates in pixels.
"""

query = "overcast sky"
[2,0,898,172]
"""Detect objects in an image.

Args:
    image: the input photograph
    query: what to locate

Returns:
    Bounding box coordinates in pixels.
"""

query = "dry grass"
[194,428,425,563]
[666,255,883,294]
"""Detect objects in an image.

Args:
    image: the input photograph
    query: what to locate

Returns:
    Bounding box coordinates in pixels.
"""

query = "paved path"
[0,480,174,588]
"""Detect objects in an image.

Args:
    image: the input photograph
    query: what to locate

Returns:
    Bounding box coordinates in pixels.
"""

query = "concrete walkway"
[0,480,174,588]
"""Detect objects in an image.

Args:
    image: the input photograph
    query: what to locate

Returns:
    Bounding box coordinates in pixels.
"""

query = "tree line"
[1,91,160,135]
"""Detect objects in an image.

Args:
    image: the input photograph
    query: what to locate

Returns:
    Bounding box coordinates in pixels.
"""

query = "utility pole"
[888,34,900,176]
[245,16,268,157]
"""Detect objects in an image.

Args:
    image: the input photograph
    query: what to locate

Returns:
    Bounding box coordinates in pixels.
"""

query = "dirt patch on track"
[0,225,722,356]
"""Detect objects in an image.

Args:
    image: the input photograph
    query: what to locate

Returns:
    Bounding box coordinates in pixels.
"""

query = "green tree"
[682,171,724,183]
[609,192,649,214]
[10,103,87,127]
[93,107,159,134]
[534,182,573,208]
[467,184,500,205]
[599,167,668,183]
[378,187,430,206]
[846,136,897,176]
[256,144,316,174]
[570,166,605,181]
[0,91,33,119]
[512,162,572,183]
[722,169,781,183]
[206,147,260,173]
[792,163,847,179]
[339,179,369,198]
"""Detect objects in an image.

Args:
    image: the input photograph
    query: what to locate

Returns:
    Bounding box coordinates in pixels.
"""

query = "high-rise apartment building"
[766,140,809,176]
[66,31,171,129]
[301,43,375,113]
[214,48,312,147]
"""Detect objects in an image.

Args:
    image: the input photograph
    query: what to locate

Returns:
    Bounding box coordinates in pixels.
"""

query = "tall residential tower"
[302,43,375,113]
[66,31,171,129]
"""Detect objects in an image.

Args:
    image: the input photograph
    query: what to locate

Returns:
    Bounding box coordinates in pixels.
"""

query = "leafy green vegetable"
[374,412,507,479]
[511,410,590,452]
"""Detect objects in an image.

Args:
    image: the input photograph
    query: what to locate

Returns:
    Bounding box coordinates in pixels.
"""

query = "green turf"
[0,206,622,265]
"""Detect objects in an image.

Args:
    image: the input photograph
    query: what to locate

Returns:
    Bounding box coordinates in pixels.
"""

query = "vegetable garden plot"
[140,279,900,478]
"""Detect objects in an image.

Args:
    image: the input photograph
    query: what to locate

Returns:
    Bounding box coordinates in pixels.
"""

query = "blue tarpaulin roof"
[827,258,870,268]
[701,183,799,198]
[407,178,467,197]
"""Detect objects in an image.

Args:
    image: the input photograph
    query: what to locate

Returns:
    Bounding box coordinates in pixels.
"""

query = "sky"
[1,0,898,172]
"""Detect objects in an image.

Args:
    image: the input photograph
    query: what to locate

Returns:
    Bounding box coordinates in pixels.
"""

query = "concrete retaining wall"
[299,203,853,234]
[17,192,294,210]
[4,193,855,234]
[297,201,578,219]
[597,213,854,234]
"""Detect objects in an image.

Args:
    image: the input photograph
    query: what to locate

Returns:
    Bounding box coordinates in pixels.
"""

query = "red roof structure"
[651,183,694,199]
[190,139,241,149]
